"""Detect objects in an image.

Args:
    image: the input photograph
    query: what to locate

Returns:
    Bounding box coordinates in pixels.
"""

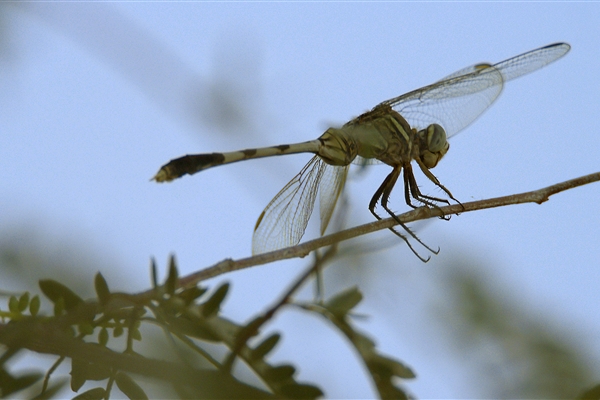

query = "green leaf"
[94,273,110,304]
[578,383,600,399]
[369,354,415,379]
[251,333,281,360]
[160,312,221,342]
[165,255,179,295]
[78,323,94,336]
[18,292,30,312]
[201,283,230,318]
[98,327,109,346]
[150,257,158,288]
[264,364,296,381]
[324,286,362,317]
[131,328,142,341]
[29,295,40,316]
[113,324,124,338]
[164,296,186,315]
[53,297,65,316]
[0,371,42,397]
[115,372,148,400]
[70,358,111,391]
[39,280,84,311]
[72,387,107,400]
[178,285,208,305]
[70,359,87,392]
[280,383,324,399]
[8,296,19,313]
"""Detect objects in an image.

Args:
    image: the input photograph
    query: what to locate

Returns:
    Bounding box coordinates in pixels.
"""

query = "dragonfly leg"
[403,166,419,209]
[400,165,449,222]
[404,164,450,208]
[368,167,396,217]
[415,158,464,212]
[369,166,438,262]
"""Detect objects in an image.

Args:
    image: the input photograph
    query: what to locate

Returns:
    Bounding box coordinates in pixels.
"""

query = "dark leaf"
[178,285,208,305]
[280,383,324,399]
[201,283,230,318]
[39,280,84,311]
[78,323,94,336]
[8,296,19,313]
[94,273,110,304]
[251,333,281,360]
[18,292,30,312]
[69,359,86,392]
[165,256,179,295]
[131,328,142,341]
[113,324,124,338]
[71,387,107,400]
[0,369,42,397]
[160,312,221,342]
[53,297,65,316]
[264,364,295,381]
[579,384,600,399]
[150,257,158,288]
[115,372,148,400]
[98,327,109,346]
[70,358,111,391]
[368,354,416,379]
[29,295,40,316]
[324,286,363,317]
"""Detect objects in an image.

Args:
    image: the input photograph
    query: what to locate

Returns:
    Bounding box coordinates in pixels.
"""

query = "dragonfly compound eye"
[426,124,448,154]
[419,124,449,168]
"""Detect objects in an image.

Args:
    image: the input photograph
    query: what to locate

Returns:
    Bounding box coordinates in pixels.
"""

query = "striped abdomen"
[153,141,321,182]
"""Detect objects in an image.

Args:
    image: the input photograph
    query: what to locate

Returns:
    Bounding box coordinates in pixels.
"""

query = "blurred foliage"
[0,249,417,399]
[0,225,599,400]
[0,228,103,300]
[1,230,599,398]
[438,262,597,399]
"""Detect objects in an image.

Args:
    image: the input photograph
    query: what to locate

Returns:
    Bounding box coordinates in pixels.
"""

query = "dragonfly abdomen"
[153,141,322,182]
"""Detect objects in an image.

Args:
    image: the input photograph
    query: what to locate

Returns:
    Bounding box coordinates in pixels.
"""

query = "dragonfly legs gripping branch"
[154,42,570,262]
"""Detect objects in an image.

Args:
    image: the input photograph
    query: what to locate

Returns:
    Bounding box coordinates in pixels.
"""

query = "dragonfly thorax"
[317,127,359,166]
[418,124,449,169]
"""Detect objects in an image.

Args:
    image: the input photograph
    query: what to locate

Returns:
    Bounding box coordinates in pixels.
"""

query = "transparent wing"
[252,156,326,254]
[380,43,570,138]
[319,165,349,235]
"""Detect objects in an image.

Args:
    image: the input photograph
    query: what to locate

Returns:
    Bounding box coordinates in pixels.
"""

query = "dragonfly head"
[419,124,449,169]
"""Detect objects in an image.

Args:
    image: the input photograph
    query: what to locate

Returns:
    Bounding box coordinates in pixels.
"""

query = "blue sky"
[1,3,599,398]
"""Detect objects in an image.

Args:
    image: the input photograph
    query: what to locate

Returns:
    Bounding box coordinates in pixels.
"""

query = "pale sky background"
[1,3,599,399]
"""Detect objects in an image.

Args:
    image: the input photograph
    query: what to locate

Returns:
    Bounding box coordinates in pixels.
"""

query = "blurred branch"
[13,2,258,134]
[178,172,600,286]
[0,317,273,398]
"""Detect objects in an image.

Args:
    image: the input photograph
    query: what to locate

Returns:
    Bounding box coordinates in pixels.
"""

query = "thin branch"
[178,172,600,287]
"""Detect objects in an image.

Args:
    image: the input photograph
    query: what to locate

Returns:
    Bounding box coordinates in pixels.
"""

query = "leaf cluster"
[0,255,416,399]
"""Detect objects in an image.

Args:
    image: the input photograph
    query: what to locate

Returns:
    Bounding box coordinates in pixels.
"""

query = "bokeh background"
[1,3,599,398]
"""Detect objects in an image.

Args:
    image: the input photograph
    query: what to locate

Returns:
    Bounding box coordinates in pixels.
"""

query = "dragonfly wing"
[381,43,570,138]
[438,42,570,83]
[487,42,570,82]
[392,66,504,138]
[319,165,349,235]
[252,156,326,254]
[436,63,494,82]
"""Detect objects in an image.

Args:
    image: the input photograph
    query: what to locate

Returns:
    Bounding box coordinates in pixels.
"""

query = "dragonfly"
[153,42,570,261]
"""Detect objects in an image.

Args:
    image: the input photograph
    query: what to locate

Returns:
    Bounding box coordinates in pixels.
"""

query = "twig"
[223,245,339,373]
[174,172,598,286]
